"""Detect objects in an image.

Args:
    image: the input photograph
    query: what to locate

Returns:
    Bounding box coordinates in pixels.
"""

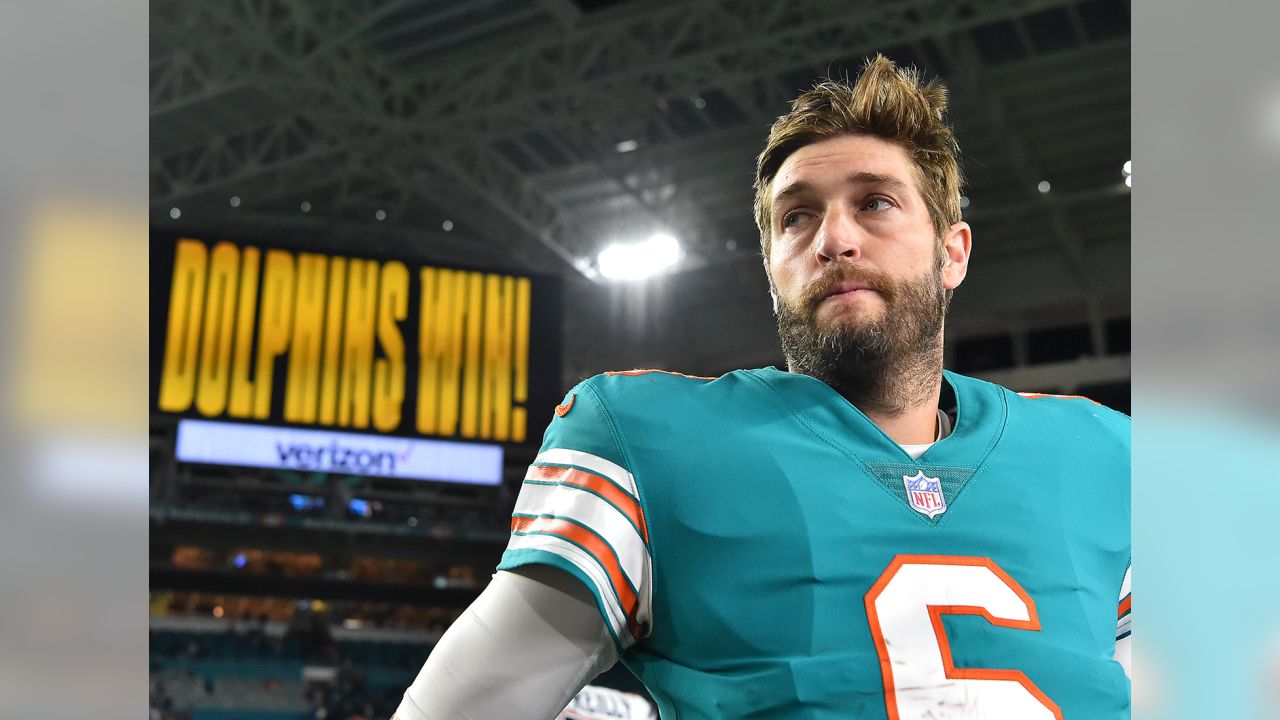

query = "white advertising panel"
[175,419,503,486]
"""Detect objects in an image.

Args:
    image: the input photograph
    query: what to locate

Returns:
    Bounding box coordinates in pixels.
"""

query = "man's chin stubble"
[777,301,944,414]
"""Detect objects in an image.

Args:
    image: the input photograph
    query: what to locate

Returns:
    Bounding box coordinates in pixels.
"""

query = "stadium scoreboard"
[151,233,562,450]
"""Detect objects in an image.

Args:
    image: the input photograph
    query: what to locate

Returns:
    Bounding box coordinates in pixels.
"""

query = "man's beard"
[775,261,948,415]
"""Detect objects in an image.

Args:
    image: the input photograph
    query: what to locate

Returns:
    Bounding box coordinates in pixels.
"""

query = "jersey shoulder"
[535,368,732,474]
[1001,382,1130,450]
[578,367,767,424]
[588,367,721,402]
[541,368,775,470]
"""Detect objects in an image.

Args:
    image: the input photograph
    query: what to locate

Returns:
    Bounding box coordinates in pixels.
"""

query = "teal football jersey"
[498,367,1130,719]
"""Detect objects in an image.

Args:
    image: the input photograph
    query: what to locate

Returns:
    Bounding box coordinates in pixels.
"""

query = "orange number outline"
[864,554,1063,720]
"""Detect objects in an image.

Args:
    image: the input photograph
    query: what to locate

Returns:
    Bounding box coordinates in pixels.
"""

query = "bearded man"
[393,55,1131,720]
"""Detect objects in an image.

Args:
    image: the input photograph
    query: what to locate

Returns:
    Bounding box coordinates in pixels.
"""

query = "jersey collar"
[749,367,1007,467]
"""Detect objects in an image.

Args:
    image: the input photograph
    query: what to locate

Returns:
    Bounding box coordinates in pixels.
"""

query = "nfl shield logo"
[903,470,947,519]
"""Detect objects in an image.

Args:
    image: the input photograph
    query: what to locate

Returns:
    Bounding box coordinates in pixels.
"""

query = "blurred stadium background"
[148,1,1130,719]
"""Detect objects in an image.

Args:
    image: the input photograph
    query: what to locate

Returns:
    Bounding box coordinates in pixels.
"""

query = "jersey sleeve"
[497,379,653,653]
[1114,563,1132,678]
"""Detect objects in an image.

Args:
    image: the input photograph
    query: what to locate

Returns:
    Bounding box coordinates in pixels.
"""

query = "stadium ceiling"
[151,0,1130,376]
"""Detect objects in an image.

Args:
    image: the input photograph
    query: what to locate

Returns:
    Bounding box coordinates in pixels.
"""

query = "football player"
[394,54,1130,719]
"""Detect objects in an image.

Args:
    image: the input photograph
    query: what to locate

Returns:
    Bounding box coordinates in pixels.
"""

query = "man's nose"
[814,208,862,264]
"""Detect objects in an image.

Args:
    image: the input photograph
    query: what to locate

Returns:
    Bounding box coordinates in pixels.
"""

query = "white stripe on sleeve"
[514,481,647,589]
[535,448,638,496]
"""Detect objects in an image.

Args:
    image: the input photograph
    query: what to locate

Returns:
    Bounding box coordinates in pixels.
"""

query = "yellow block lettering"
[227,246,260,418]
[417,268,467,435]
[511,277,531,442]
[480,274,515,441]
[459,272,484,438]
[317,257,346,425]
[372,261,408,432]
[337,259,378,428]
[253,250,295,419]
[285,253,328,423]
[194,242,239,416]
[158,238,207,412]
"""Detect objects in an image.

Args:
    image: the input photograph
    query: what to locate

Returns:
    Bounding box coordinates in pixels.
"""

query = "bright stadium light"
[1123,160,1132,176]
[597,233,682,282]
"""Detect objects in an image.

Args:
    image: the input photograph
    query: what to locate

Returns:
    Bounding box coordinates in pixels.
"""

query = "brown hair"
[753,54,963,260]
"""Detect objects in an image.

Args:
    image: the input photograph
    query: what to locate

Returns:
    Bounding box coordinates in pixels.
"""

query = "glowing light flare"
[597,233,682,282]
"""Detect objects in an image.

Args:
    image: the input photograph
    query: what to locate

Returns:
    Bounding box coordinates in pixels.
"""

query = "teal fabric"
[501,368,1130,719]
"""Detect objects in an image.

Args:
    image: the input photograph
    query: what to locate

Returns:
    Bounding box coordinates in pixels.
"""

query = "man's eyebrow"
[773,180,814,204]
[846,171,908,191]
[772,172,909,207]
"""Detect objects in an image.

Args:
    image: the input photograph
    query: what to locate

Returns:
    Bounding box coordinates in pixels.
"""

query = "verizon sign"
[175,419,503,485]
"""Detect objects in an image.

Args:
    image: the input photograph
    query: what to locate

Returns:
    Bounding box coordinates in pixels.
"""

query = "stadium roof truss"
[151,0,1131,371]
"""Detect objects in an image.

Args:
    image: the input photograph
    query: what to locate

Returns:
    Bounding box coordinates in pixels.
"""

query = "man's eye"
[782,210,810,229]
[864,197,894,212]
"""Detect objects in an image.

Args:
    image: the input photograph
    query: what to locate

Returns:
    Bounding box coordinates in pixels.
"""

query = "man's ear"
[941,221,972,291]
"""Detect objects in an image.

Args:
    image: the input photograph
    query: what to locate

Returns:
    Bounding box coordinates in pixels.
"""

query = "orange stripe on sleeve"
[1118,594,1132,619]
[604,368,718,381]
[528,464,649,543]
[1018,391,1102,406]
[510,514,643,638]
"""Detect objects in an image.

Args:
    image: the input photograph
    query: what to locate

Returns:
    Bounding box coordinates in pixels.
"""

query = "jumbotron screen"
[150,232,562,483]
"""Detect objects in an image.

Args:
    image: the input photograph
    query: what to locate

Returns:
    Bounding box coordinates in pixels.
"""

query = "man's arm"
[394,566,619,720]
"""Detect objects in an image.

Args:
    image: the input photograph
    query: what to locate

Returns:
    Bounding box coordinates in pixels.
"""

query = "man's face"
[766,134,970,384]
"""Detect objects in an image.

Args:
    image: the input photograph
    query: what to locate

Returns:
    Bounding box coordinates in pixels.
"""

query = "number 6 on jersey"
[865,555,1062,719]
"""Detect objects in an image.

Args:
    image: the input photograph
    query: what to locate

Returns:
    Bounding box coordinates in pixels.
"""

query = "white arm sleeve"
[394,566,619,720]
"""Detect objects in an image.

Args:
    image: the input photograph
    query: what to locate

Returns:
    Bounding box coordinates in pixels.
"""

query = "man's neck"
[860,383,943,445]
[789,357,945,446]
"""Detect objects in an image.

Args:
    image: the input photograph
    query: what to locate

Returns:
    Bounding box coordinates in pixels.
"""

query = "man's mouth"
[821,281,874,302]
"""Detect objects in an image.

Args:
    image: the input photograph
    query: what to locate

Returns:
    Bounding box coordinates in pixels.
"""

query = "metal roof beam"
[936,30,1126,356]
[151,115,347,205]
[938,33,1090,278]
[157,0,1080,143]
[161,0,587,277]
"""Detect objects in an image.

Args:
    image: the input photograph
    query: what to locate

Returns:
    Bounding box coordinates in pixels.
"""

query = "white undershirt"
[898,407,953,459]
